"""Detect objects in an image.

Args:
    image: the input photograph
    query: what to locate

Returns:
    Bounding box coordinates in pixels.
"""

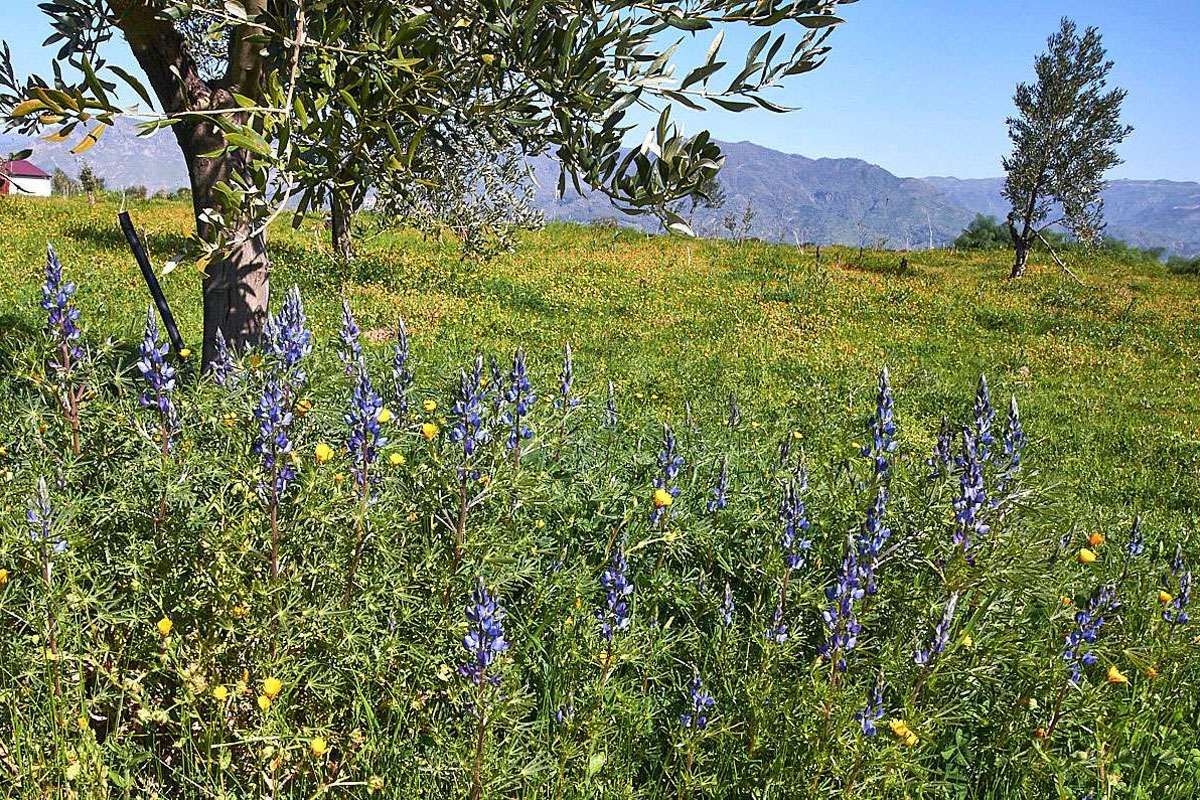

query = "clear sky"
[5,1,1198,181]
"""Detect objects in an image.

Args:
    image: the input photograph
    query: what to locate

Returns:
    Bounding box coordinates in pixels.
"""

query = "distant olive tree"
[77,162,104,206]
[954,214,1012,250]
[1003,18,1132,279]
[50,167,79,197]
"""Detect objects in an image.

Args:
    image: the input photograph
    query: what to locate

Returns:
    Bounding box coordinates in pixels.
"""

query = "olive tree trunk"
[330,188,355,260]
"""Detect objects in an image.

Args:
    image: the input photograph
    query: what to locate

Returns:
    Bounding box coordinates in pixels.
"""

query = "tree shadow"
[61,220,192,258]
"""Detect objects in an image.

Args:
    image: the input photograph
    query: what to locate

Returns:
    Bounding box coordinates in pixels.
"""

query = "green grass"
[0,197,1198,799]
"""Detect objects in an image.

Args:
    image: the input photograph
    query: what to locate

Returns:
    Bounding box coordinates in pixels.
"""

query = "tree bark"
[1010,239,1029,279]
[330,188,355,260]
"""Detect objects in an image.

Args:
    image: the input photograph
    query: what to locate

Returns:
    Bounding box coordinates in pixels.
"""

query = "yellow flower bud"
[1159,590,1173,604]
[262,677,282,700]
[421,422,439,441]
[309,737,328,758]
[1088,532,1105,547]
[1076,548,1097,565]
[156,617,173,637]
[257,694,272,712]
[653,488,674,508]
[179,347,192,358]
[314,442,334,464]
[0,568,8,588]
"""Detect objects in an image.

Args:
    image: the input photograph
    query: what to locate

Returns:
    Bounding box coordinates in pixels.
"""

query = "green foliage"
[1,199,1199,798]
[1166,255,1200,275]
[954,214,1013,250]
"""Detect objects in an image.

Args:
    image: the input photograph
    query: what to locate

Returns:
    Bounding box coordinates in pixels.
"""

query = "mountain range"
[5,122,1198,256]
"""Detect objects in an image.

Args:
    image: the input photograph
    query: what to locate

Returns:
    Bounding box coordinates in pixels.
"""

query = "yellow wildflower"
[178,347,192,358]
[389,452,405,466]
[257,694,272,712]
[1159,590,1173,604]
[653,488,674,508]
[213,685,228,702]
[1088,532,1105,547]
[262,677,283,700]
[77,714,88,731]
[156,617,173,637]
[0,568,8,588]
[1106,665,1129,685]
[423,399,437,413]
[232,603,249,619]
[888,719,919,747]
[368,776,384,794]
[421,422,439,441]
[309,737,328,758]
[1077,548,1097,565]
[333,472,345,484]
[534,520,546,530]
[376,407,394,424]
[296,398,314,417]
[222,413,237,428]
[314,442,334,464]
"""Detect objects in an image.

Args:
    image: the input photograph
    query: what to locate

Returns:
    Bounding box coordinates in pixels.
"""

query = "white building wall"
[7,175,53,197]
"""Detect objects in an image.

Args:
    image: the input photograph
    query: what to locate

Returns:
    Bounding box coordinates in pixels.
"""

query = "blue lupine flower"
[212,328,237,387]
[1125,515,1145,558]
[778,434,793,471]
[1163,545,1191,625]
[727,393,741,429]
[265,286,313,390]
[855,676,885,736]
[780,473,812,570]
[604,380,617,429]
[338,298,362,375]
[651,422,683,526]
[392,317,413,418]
[253,377,296,497]
[972,375,996,462]
[1064,584,1118,684]
[927,416,953,480]
[862,367,896,476]
[914,592,959,667]
[680,671,715,730]
[502,349,536,451]
[1002,396,1027,473]
[554,705,575,726]
[450,354,489,466]
[820,544,864,672]
[345,365,386,492]
[459,580,510,686]
[41,244,82,365]
[598,548,634,642]
[488,355,505,414]
[952,430,988,563]
[720,582,734,627]
[555,343,580,410]
[27,477,68,556]
[765,603,789,644]
[707,456,729,513]
[855,488,890,595]
[136,306,179,450]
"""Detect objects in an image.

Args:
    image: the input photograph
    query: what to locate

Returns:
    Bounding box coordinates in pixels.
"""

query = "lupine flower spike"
[855,675,886,736]
[555,343,580,410]
[680,671,715,730]
[862,367,896,477]
[598,548,634,643]
[820,541,864,672]
[952,430,988,563]
[266,286,313,392]
[914,593,959,667]
[346,365,386,494]
[1163,545,1191,625]
[765,603,789,644]
[392,317,413,419]
[1003,396,1026,474]
[1125,515,1145,558]
[972,374,996,462]
[502,349,536,453]
[1064,584,1119,684]
[707,456,729,513]
[338,298,363,375]
[28,477,68,562]
[253,378,296,499]
[450,354,489,477]
[856,488,890,595]
[137,306,179,452]
[41,244,85,452]
[720,582,734,627]
[651,423,683,527]
[780,474,812,570]
[212,328,237,387]
[459,580,510,686]
[927,416,953,480]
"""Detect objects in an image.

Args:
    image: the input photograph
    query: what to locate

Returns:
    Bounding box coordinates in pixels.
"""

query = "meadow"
[0,197,1197,799]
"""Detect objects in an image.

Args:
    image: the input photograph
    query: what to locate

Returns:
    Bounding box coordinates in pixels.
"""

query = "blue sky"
[6,1,1198,180]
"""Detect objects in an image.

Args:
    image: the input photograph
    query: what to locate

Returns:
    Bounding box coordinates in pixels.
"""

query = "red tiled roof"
[1,159,51,178]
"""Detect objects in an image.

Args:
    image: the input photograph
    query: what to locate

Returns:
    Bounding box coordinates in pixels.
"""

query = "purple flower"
[680,671,715,730]
[820,543,864,672]
[136,306,179,450]
[861,367,896,476]
[914,592,959,667]
[856,488,890,595]
[212,328,237,387]
[41,244,82,365]
[338,298,363,375]
[554,704,575,726]
[27,477,67,556]
[651,423,683,526]
[707,456,729,513]
[265,286,313,392]
[1163,545,1191,625]
[927,416,953,480]
[780,473,812,570]
[1064,584,1119,684]
[459,580,510,686]
[392,317,413,418]
[253,377,296,497]
[720,582,734,627]
[1125,515,1145,558]
[1002,396,1027,473]
[765,603,789,644]
[345,365,386,493]
[450,354,489,465]
[952,430,988,562]
[554,343,580,410]
[598,548,634,642]
[972,375,996,462]
[502,349,536,450]
[855,676,885,736]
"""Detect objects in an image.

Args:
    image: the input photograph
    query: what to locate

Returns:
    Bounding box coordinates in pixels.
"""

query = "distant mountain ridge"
[5,122,1197,256]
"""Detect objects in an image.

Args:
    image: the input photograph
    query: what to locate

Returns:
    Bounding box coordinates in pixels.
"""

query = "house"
[0,159,53,197]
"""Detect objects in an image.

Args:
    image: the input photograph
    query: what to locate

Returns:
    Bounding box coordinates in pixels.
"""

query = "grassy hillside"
[3,198,1197,524]
[1,197,1199,799]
